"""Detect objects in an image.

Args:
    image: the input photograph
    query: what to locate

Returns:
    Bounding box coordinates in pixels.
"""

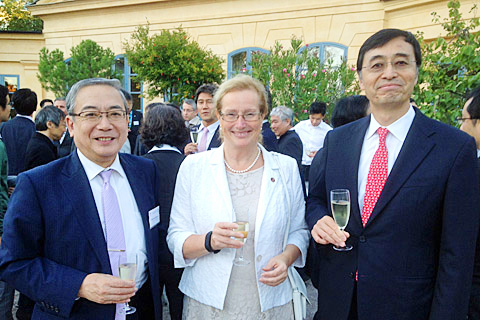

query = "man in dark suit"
[54,97,74,158]
[0,88,37,175]
[270,105,303,170]
[184,84,221,155]
[0,78,164,319]
[261,89,278,152]
[459,86,480,320]
[119,89,143,154]
[306,29,480,320]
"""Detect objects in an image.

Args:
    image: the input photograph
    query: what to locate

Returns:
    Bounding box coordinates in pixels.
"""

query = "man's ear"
[46,121,54,129]
[66,116,74,138]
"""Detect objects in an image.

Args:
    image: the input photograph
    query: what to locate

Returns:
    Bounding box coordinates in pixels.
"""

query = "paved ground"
[13,280,318,319]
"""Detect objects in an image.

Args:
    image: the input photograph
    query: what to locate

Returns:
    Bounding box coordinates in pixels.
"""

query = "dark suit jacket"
[57,132,73,158]
[0,152,163,319]
[278,129,302,170]
[306,108,480,320]
[0,116,36,175]
[469,158,480,318]
[25,132,58,171]
[143,149,185,266]
[181,125,222,154]
[128,110,143,152]
[261,121,278,152]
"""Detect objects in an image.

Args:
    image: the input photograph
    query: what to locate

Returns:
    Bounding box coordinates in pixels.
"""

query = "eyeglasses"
[455,116,480,125]
[220,111,262,122]
[363,59,417,74]
[70,110,127,122]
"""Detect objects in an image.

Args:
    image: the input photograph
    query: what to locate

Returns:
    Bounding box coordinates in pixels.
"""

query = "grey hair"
[35,105,66,131]
[183,98,197,111]
[54,97,66,103]
[66,78,127,115]
[271,105,294,124]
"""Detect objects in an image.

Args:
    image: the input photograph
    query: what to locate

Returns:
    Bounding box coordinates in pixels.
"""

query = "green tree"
[123,25,225,104]
[414,0,480,125]
[0,0,43,32]
[37,39,119,97]
[249,37,359,122]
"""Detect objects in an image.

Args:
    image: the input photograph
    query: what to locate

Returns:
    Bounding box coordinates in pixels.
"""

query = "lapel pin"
[271,177,275,182]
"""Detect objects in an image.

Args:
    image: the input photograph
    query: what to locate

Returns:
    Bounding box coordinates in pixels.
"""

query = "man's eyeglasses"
[363,59,417,74]
[70,110,127,122]
[455,117,480,125]
[220,112,262,122]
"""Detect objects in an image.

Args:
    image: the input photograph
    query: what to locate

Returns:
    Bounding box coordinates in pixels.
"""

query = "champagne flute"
[190,127,199,144]
[118,254,137,315]
[233,221,250,266]
[305,143,316,158]
[330,189,352,251]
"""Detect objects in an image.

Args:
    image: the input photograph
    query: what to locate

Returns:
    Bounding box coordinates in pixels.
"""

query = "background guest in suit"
[270,105,303,171]
[0,84,13,320]
[40,99,54,108]
[53,97,74,158]
[140,102,189,320]
[261,90,278,152]
[0,88,37,176]
[459,86,480,320]
[168,74,308,319]
[331,95,370,129]
[306,28,480,320]
[24,106,66,171]
[0,78,164,319]
[118,89,143,155]
[184,83,221,155]
[182,99,201,129]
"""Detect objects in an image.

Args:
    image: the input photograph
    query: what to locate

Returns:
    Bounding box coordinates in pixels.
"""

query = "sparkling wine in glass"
[118,256,137,315]
[190,127,199,144]
[233,221,250,266]
[330,189,353,251]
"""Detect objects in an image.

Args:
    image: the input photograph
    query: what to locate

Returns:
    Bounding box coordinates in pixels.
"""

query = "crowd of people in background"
[0,27,479,320]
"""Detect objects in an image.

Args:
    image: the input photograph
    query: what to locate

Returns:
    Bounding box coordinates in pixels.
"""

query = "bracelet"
[205,231,220,254]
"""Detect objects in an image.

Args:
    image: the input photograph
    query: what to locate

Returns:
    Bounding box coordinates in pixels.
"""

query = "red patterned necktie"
[362,127,389,227]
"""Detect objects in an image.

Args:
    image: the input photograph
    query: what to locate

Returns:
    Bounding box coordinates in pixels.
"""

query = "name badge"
[133,121,140,126]
[148,206,160,229]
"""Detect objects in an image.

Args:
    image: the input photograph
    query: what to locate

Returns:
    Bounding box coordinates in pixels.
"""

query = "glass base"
[125,304,136,315]
[233,258,250,266]
[333,244,353,251]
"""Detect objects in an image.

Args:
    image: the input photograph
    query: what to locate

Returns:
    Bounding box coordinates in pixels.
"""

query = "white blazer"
[167,144,309,312]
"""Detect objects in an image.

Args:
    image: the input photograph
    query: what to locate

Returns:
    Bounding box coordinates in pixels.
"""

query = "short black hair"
[195,84,218,103]
[466,86,480,120]
[331,95,370,128]
[140,103,189,150]
[357,29,422,72]
[40,99,54,108]
[0,85,8,110]
[11,88,37,116]
[310,101,327,116]
[35,105,65,131]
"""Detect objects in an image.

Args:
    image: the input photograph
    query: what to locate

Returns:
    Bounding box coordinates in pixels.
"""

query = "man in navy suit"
[307,29,480,320]
[0,78,163,319]
[184,83,221,155]
[0,88,36,175]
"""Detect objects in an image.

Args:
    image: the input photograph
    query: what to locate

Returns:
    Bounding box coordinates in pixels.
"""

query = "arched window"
[298,42,348,68]
[114,55,143,111]
[227,47,270,79]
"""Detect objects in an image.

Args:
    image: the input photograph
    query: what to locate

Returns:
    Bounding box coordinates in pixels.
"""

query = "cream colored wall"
[10,0,480,103]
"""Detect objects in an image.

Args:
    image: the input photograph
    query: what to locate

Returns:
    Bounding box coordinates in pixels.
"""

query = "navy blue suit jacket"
[306,108,480,320]
[0,116,36,175]
[25,132,58,171]
[278,129,302,170]
[261,121,278,152]
[0,152,163,319]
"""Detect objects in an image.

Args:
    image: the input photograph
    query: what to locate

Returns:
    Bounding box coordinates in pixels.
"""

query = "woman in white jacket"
[167,74,309,319]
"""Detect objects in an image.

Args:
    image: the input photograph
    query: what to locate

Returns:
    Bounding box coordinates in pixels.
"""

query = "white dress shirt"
[15,114,34,123]
[197,121,220,151]
[77,150,148,288]
[148,144,182,154]
[294,119,332,166]
[357,106,415,213]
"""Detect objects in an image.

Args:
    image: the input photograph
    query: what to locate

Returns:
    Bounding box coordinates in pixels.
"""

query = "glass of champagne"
[233,221,249,266]
[330,189,352,251]
[190,127,199,144]
[118,255,137,315]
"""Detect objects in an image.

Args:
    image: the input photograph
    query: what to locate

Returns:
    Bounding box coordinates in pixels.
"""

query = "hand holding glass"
[190,127,199,144]
[330,189,352,251]
[233,221,249,266]
[118,255,137,315]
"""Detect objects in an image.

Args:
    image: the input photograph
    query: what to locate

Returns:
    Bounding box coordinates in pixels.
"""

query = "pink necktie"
[362,127,389,227]
[100,170,127,320]
[198,127,209,153]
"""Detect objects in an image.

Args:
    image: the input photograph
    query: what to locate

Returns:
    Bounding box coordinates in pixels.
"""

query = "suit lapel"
[60,152,111,272]
[365,109,435,227]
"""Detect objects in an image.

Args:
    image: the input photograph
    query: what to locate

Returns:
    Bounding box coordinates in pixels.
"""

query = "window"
[0,75,19,93]
[298,42,347,68]
[114,55,143,111]
[227,47,270,79]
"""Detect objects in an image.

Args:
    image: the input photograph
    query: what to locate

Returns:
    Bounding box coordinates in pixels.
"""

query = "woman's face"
[218,89,264,150]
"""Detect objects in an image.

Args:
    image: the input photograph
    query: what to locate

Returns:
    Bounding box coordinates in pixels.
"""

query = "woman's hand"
[259,254,289,287]
[210,222,245,251]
